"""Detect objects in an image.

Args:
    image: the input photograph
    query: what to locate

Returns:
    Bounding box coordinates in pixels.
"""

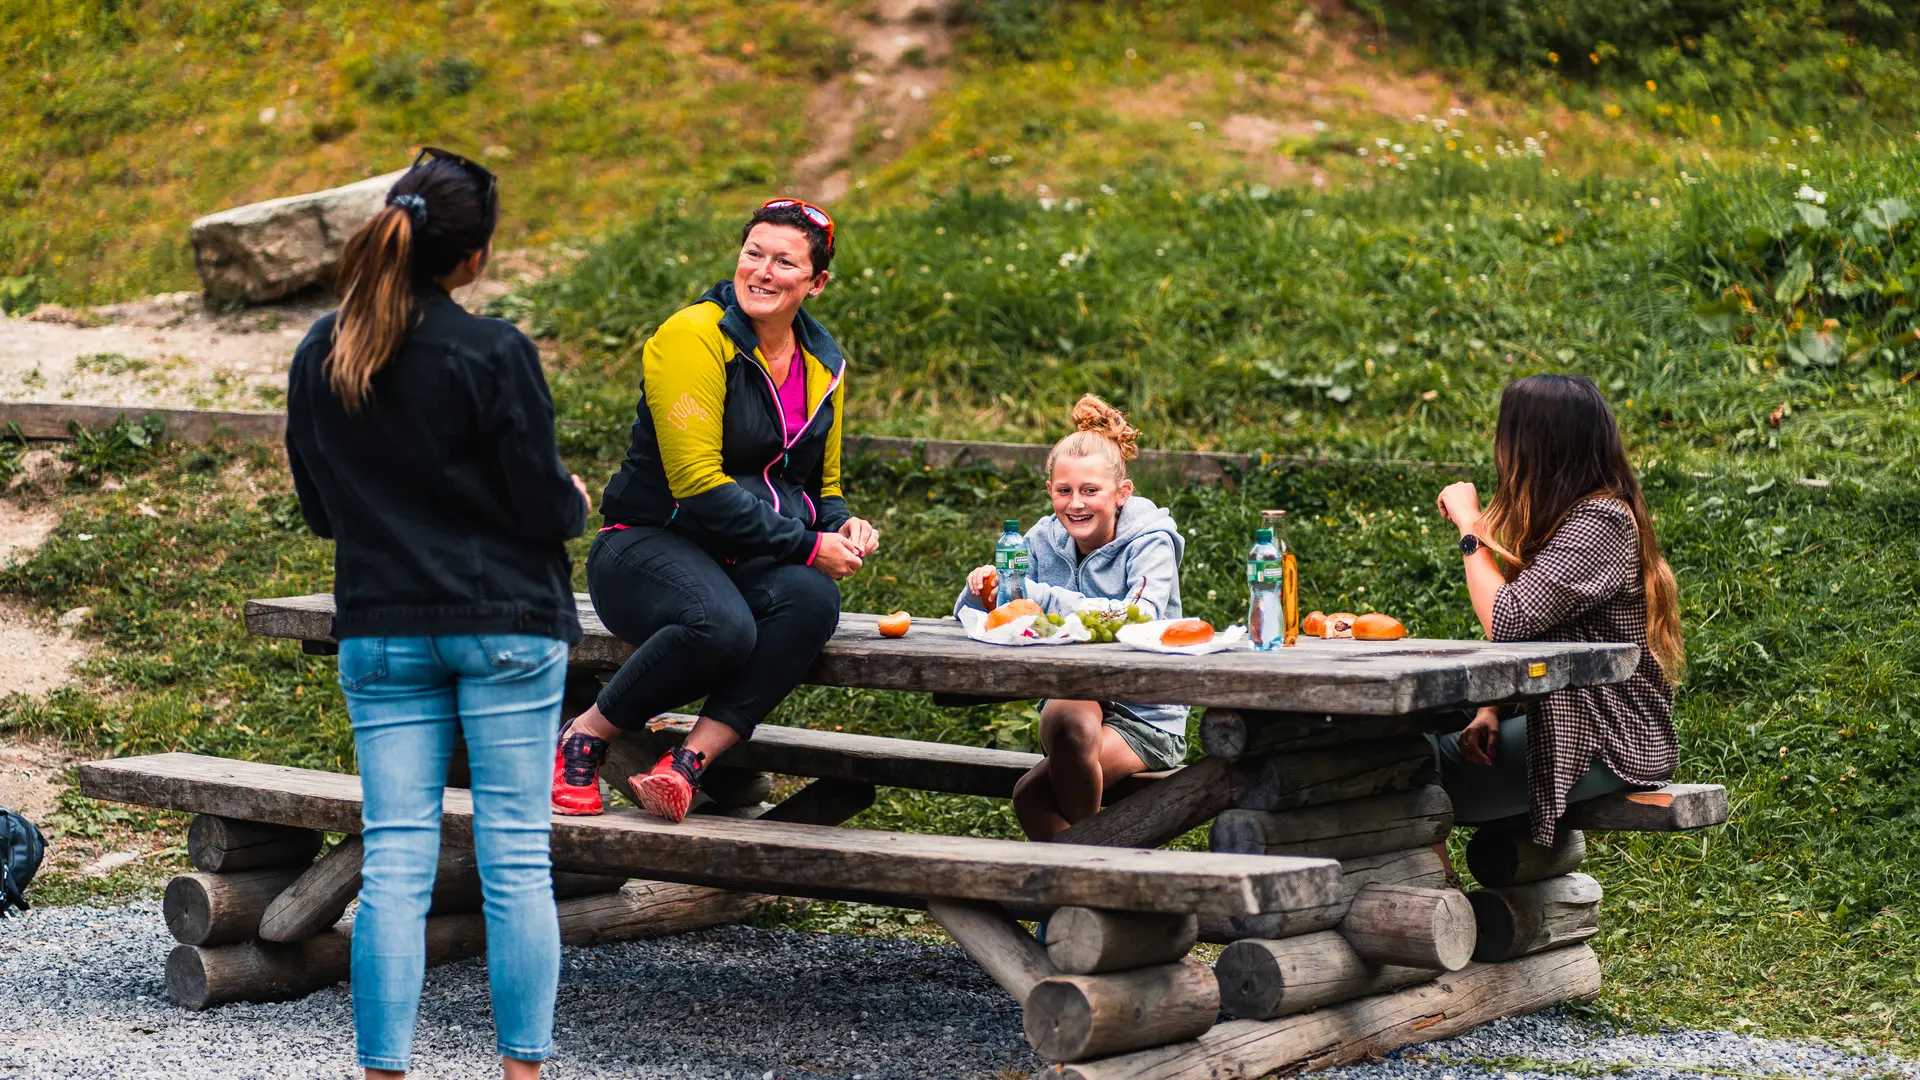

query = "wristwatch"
[1458,534,1481,557]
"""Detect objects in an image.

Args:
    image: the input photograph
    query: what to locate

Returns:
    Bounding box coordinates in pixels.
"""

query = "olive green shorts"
[1102,710,1190,772]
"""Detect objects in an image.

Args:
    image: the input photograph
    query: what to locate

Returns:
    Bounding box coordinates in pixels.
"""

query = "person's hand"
[966,564,998,607]
[813,532,866,580]
[839,517,880,557]
[1436,481,1482,535]
[1459,706,1500,767]
[571,474,592,510]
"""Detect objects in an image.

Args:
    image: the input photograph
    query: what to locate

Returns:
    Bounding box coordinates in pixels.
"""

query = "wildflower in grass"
[1312,120,1329,133]
[1548,51,1559,64]
[1650,197,1661,208]
[1189,121,1206,132]
[1589,51,1600,64]
[1796,185,1827,205]
[1444,223,1454,232]
[1603,104,1622,119]
[1376,137,1390,148]
[1711,115,1722,127]
[1645,80,1657,91]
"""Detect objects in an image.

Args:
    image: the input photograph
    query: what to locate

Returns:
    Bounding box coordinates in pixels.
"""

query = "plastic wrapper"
[1115,620,1248,655]
[958,606,1094,647]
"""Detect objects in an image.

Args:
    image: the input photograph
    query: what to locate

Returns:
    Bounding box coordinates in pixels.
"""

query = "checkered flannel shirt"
[1490,498,1678,846]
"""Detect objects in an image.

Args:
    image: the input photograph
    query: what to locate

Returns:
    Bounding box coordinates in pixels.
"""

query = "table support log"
[187,816,321,873]
[1200,709,1458,759]
[1023,958,1220,1063]
[1468,873,1602,962]
[1046,907,1199,975]
[1053,945,1601,1080]
[1465,827,1586,887]
[1338,883,1476,971]
[928,899,1055,1003]
[1210,787,1452,861]
[1228,844,1449,940]
[1230,737,1432,811]
[1056,758,1234,849]
[164,868,304,946]
[1215,931,1435,1020]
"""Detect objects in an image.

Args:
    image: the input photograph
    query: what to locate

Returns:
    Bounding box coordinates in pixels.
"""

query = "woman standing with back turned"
[286,149,590,1080]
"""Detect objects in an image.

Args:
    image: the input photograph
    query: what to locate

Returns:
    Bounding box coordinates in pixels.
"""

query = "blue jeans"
[339,634,568,1072]
[1426,712,1630,824]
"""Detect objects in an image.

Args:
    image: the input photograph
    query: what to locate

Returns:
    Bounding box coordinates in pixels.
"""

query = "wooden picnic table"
[78,595,1726,1077]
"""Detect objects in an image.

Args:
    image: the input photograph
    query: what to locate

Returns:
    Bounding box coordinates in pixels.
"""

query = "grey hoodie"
[953,495,1189,737]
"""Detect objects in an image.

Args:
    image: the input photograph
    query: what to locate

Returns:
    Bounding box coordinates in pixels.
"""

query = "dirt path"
[796,0,958,201]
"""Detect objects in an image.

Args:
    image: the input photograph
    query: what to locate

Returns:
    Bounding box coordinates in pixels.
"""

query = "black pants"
[586,526,841,738]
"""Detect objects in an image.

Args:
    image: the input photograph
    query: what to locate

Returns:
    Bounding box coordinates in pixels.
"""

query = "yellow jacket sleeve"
[819,370,846,500]
[642,312,732,500]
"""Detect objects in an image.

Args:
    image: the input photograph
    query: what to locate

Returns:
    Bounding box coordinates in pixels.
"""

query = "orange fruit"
[976,569,999,610]
[1159,618,1216,647]
[1352,613,1408,640]
[878,611,911,638]
[1302,611,1327,637]
[984,598,1043,631]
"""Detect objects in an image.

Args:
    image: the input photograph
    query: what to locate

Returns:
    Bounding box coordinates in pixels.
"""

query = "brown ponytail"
[330,205,417,414]
[1046,394,1140,482]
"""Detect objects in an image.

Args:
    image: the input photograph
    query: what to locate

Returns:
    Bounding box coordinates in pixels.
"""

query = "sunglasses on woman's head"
[410,146,497,215]
[759,198,834,252]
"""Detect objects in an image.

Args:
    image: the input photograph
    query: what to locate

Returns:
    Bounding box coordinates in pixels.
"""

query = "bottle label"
[997,550,1031,575]
[1247,558,1282,585]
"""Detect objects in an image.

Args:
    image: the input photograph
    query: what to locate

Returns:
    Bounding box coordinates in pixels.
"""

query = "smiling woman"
[551,198,882,824]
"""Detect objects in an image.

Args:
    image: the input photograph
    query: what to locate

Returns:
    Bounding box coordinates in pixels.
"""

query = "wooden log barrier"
[1214,931,1434,1020]
[1337,883,1476,971]
[1051,945,1602,1080]
[164,868,305,946]
[187,816,321,873]
[1023,958,1220,1063]
[1227,845,1448,941]
[1210,787,1453,861]
[1229,737,1432,812]
[698,767,775,809]
[1465,826,1586,887]
[1046,907,1199,975]
[1469,873,1602,963]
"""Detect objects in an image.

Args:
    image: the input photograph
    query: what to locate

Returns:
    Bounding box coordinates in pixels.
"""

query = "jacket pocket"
[477,634,566,673]
[337,638,388,691]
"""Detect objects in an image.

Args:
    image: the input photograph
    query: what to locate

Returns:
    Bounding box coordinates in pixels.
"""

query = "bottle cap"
[1255,528,1273,542]
[1003,519,1020,532]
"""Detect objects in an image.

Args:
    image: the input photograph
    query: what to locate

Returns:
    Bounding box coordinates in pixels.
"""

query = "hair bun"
[1070,394,1139,461]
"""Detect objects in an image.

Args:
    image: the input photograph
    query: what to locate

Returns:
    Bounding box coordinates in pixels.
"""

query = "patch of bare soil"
[0,602,87,701]
[0,499,58,568]
[0,738,74,821]
[0,250,551,415]
[796,0,959,201]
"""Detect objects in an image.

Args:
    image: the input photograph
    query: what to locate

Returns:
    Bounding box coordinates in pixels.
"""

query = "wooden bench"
[81,592,1725,1073]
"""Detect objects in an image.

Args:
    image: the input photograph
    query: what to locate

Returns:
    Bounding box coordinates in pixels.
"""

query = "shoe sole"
[551,800,604,817]
[634,773,691,823]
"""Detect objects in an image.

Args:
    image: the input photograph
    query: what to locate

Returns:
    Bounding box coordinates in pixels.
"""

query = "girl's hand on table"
[1436,482,1482,535]
[839,517,881,557]
[814,533,866,580]
[1460,706,1500,766]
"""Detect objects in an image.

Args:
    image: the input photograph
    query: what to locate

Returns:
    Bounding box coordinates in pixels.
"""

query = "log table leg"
[1023,958,1220,1063]
[187,816,321,873]
[1466,826,1587,887]
[164,868,305,946]
[1469,873,1603,963]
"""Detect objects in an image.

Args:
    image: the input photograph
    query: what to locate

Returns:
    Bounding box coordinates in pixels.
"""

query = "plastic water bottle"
[994,519,1030,605]
[1247,527,1282,651]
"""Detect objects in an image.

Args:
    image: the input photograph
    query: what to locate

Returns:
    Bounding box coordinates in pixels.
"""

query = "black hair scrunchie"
[389,193,428,229]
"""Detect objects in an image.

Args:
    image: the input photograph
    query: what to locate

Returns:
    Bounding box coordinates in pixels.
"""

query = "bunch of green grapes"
[1078,605,1150,643]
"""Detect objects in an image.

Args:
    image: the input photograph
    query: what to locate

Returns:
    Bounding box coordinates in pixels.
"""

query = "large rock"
[190,170,408,304]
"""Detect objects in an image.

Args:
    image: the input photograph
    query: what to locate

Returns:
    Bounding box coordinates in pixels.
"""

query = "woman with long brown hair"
[286,149,588,1079]
[1432,373,1684,846]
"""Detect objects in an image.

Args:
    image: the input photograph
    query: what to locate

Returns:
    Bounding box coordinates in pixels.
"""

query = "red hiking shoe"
[633,746,705,823]
[551,727,610,816]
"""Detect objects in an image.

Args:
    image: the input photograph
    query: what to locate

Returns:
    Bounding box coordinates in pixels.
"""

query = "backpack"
[0,808,46,915]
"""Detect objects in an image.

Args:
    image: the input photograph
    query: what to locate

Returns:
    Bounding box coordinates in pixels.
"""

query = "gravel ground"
[3,902,1914,1080]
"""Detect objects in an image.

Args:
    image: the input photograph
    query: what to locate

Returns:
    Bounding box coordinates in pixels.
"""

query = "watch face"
[1459,534,1479,556]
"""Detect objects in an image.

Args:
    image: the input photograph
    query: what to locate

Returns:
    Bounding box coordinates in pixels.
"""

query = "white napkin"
[1115,620,1248,655]
[958,606,1093,647]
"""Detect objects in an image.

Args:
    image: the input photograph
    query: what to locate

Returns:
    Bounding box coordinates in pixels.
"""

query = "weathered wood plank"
[610,714,1041,799]
[163,869,303,946]
[1210,787,1453,861]
[79,754,1340,916]
[1046,908,1199,975]
[1054,945,1602,1080]
[1215,931,1435,1020]
[1024,959,1220,1062]
[1559,784,1728,831]
[245,595,1640,715]
[1199,708,1461,759]
[257,836,363,943]
[1468,873,1603,963]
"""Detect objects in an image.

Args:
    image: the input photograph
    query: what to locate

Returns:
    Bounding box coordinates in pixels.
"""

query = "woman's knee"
[692,601,758,667]
[757,563,843,644]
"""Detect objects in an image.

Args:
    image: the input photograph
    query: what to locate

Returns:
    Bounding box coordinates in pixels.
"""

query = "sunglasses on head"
[759,197,834,252]
[410,146,497,215]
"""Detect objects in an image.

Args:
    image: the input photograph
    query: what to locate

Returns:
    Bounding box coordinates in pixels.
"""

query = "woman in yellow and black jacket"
[552,200,879,822]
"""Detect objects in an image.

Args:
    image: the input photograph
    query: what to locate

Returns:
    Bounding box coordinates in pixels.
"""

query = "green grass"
[4,437,1917,1045]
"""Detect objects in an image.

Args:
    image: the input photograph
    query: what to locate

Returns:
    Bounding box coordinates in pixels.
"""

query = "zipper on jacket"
[749,350,844,518]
